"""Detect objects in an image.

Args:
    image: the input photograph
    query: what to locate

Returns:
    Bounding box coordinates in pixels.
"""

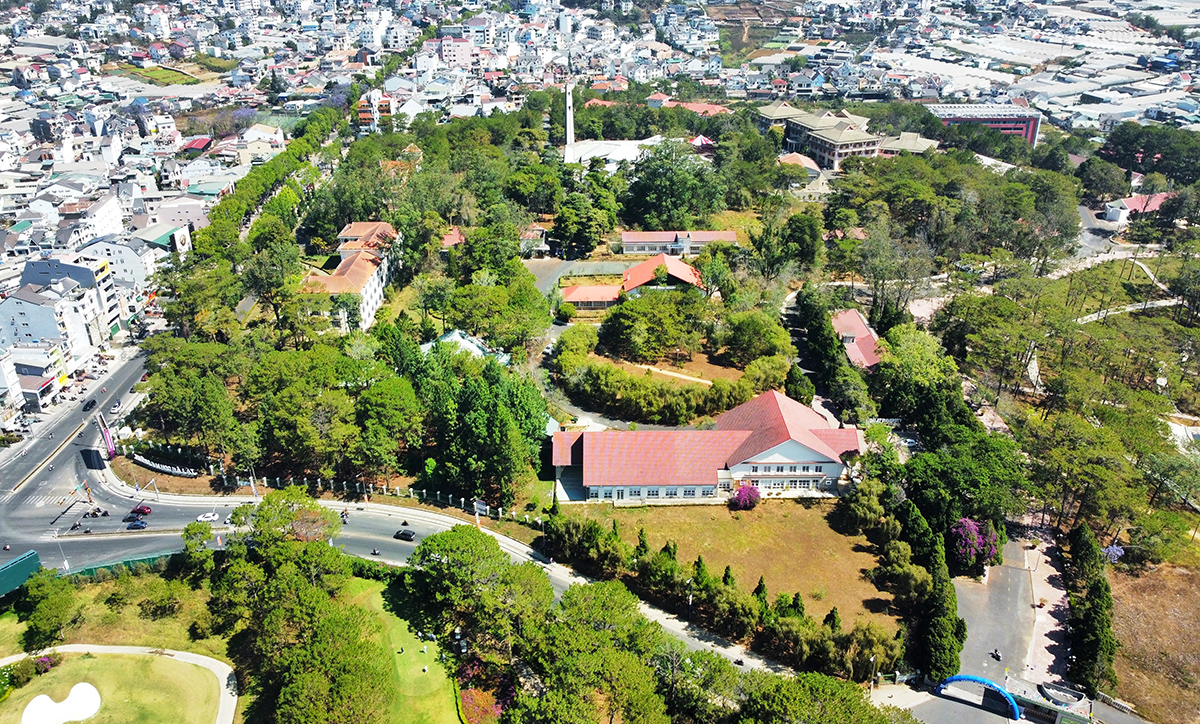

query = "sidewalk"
[1022,540,1069,684]
[870,683,932,710]
[0,644,236,724]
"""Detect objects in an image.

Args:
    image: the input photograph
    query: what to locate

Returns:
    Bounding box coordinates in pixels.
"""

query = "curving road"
[0,376,775,672]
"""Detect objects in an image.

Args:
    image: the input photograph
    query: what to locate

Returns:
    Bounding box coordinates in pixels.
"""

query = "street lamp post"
[869,655,877,691]
[53,530,68,571]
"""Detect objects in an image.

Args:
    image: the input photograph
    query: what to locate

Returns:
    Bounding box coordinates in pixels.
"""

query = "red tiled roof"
[830,309,881,368]
[582,430,752,487]
[714,389,847,463]
[620,230,737,244]
[585,98,618,107]
[551,391,862,488]
[1118,192,1174,213]
[337,221,396,252]
[300,252,382,295]
[563,285,620,303]
[553,431,583,466]
[622,253,703,291]
[646,92,671,100]
[441,226,466,248]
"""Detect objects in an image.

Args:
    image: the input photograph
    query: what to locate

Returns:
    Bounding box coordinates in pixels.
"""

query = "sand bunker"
[21,681,101,724]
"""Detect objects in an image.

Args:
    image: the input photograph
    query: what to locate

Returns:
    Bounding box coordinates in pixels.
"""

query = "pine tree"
[633,528,649,559]
[693,555,711,589]
[822,606,842,633]
[753,576,770,613]
[722,565,736,588]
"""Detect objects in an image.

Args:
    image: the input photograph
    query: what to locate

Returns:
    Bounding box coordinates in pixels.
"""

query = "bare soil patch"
[1110,565,1200,724]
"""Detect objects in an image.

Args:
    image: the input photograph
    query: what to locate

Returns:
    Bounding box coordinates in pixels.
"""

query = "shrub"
[555,303,576,323]
[729,485,760,511]
[33,653,62,674]
[10,658,35,688]
[948,518,997,573]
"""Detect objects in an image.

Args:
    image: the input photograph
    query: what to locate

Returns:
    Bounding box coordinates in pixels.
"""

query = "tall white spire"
[565,78,575,148]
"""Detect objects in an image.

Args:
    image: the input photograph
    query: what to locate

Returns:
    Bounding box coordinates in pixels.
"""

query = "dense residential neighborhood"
[0,0,1198,722]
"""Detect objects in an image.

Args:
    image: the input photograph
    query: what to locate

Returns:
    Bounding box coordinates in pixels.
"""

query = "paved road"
[0,432,777,673]
[912,541,1035,723]
[0,644,237,724]
[1077,205,1117,259]
[522,259,639,294]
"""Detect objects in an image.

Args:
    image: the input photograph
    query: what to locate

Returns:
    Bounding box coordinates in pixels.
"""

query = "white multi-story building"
[22,253,122,339]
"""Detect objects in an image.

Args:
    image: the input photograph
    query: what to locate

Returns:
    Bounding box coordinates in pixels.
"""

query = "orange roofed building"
[560,254,704,311]
[553,390,862,503]
[301,222,397,332]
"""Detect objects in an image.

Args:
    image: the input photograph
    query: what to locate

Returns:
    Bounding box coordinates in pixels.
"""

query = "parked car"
[82,399,97,412]
[196,512,219,523]
[127,520,148,530]
[140,372,148,381]
[132,505,151,515]
[394,529,417,541]
[129,386,137,394]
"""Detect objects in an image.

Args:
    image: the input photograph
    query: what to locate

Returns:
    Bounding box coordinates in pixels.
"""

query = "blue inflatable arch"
[935,674,1021,721]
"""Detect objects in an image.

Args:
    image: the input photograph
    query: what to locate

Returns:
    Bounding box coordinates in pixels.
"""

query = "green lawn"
[345,579,460,724]
[0,610,23,658]
[0,654,219,724]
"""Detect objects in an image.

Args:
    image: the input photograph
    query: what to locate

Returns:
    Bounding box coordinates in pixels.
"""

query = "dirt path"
[629,364,713,386]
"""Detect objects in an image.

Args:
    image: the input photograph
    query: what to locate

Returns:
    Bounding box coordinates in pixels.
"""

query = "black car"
[123,514,141,523]
[394,529,417,541]
[129,386,137,394]
[82,399,97,411]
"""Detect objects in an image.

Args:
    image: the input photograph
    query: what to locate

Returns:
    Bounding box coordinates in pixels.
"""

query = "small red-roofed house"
[441,225,466,248]
[830,309,882,370]
[553,390,862,503]
[622,253,703,292]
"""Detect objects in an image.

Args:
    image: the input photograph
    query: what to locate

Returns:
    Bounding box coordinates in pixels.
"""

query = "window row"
[749,464,823,473]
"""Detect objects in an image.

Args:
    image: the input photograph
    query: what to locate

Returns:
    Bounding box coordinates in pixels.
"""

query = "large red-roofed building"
[553,390,862,503]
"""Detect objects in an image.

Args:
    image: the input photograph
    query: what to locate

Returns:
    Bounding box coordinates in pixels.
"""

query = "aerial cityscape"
[0,0,1197,720]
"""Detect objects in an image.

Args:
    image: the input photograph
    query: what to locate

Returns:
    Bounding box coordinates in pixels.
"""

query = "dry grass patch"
[110,456,234,496]
[1110,564,1200,724]
[565,499,896,630]
[64,577,229,663]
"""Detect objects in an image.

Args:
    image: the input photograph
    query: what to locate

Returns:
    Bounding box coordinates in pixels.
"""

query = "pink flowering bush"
[949,518,998,573]
[460,688,501,724]
[729,485,760,511]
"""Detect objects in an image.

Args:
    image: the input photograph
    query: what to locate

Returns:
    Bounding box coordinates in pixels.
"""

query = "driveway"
[522,259,640,294]
[911,540,1037,723]
[1077,205,1117,259]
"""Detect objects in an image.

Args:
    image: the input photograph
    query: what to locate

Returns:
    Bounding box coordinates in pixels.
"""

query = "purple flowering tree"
[949,517,998,573]
[729,485,761,511]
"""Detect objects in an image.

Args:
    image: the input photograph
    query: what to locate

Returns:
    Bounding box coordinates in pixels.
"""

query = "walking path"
[0,644,237,724]
[629,363,713,386]
[93,468,782,672]
[1073,298,1183,324]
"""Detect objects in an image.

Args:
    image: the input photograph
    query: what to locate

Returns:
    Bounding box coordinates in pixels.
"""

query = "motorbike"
[70,522,81,530]
[83,528,92,534]
[991,649,1002,662]
[100,510,108,517]
[371,548,380,556]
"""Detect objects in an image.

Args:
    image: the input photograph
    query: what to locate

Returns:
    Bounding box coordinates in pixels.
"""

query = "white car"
[196,512,220,523]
